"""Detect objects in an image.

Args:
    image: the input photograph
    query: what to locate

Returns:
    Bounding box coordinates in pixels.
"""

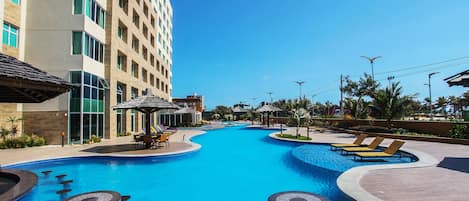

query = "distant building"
[173,93,205,112]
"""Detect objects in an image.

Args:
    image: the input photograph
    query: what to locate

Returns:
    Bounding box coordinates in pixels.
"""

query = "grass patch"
[276,133,311,141]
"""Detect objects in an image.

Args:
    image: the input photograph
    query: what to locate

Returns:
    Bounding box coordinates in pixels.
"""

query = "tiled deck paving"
[1,125,468,201]
[277,127,469,201]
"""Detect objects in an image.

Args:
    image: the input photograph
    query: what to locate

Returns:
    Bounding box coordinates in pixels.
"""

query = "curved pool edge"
[3,130,207,168]
[268,132,440,201]
[336,148,439,201]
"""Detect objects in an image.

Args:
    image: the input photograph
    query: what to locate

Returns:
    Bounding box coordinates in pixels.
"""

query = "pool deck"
[270,127,469,201]
[0,129,205,166]
[1,125,468,201]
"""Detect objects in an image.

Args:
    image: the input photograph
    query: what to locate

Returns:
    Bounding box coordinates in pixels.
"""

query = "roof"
[444,70,469,87]
[113,90,180,113]
[256,104,282,112]
[174,107,196,114]
[0,53,73,103]
[232,106,249,113]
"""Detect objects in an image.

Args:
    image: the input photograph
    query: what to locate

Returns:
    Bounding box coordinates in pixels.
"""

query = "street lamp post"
[311,94,317,117]
[294,81,305,100]
[267,92,273,103]
[361,56,382,81]
[427,72,439,120]
[387,76,395,87]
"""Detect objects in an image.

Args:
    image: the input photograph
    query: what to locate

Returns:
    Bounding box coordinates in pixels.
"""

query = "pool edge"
[2,130,207,168]
[268,131,439,201]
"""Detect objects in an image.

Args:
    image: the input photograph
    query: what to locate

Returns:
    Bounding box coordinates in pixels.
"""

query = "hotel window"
[11,0,20,5]
[74,0,105,28]
[158,18,162,28]
[72,31,104,63]
[150,16,155,28]
[150,54,155,67]
[156,78,160,89]
[165,69,168,79]
[150,35,155,47]
[132,10,140,28]
[130,87,138,132]
[142,68,147,82]
[69,71,105,144]
[157,61,160,72]
[3,23,18,48]
[131,35,139,53]
[117,21,127,42]
[118,0,128,14]
[117,51,127,71]
[160,81,164,91]
[165,84,168,93]
[131,61,138,78]
[143,3,149,17]
[150,74,154,86]
[142,24,148,39]
[142,46,147,60]
[116,83,125,135]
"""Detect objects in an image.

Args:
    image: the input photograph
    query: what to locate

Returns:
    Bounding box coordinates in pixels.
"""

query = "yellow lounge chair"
[354,140,405,161]
[341,137,385,154]
[330,134,367,151]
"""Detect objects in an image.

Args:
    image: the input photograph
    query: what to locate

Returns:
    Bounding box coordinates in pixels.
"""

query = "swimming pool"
[8,125,413,201]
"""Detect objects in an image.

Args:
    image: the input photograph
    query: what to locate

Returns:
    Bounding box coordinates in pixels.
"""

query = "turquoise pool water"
[9,125,413,201]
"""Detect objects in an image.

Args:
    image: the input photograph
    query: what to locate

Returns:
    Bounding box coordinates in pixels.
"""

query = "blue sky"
[171,0,469,110]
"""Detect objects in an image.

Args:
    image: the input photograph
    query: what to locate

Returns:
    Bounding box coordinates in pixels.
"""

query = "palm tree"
[344,98,369,120]
[370,82,413,127]
[435,96,448,119]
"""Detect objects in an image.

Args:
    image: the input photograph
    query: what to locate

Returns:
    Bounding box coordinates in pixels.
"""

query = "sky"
[170,0,469,110]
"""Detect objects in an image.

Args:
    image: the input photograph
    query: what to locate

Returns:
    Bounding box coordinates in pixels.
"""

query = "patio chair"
[341,137,385,154]
[354,140,406,161]
[155,134,169,148]
[330,134,367,151]
[133,134,144,149]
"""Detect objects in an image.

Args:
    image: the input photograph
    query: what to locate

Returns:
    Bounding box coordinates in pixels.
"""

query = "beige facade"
[105,0,173,139]
[0,0,173,144]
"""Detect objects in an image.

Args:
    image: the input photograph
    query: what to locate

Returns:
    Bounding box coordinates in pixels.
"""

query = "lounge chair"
[341,137,385,154]
[154,124,176,135]
[354,140,406,161]
[330,134,367,151]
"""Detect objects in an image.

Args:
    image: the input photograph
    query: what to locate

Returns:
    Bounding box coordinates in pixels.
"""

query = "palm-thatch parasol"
[256,104,282,127]
[0,53,74,103]
[113,89,179,147]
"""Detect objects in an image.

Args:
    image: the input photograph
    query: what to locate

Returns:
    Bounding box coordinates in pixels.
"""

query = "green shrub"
[276,133,311,141]
[449,124,469,139]
[0,134,45,149]
[91,135,101,143]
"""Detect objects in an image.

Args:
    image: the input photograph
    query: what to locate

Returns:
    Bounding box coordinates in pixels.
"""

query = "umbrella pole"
[145,111,151,148]
[267,112,270,127]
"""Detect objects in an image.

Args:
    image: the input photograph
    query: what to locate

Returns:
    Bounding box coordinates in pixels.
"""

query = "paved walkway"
[0,129,204,166]
[278,127,469,201]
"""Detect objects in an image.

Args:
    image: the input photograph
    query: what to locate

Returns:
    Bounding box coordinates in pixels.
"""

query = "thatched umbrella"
[445,70,469,87]
[256,104,282,127]
[113,89,179,147]
[0,53,73,102]
[232,106,248,120]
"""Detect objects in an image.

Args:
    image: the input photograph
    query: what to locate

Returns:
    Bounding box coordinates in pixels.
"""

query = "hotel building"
[0,0,173,144]
[0,0,28,135]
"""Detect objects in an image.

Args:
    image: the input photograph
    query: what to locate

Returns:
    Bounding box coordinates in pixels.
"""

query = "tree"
[370,82,414,127]
[435,96,448,118]
[292,108,310,137]
[212,105,232,120]
[344,98,369,119]
[342,73,379,119]
[6,116,22,136]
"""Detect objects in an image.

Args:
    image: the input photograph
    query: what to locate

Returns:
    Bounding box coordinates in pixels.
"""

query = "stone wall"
[0,103,23,134]
[270,117,469,136]
[23,111,68,145]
